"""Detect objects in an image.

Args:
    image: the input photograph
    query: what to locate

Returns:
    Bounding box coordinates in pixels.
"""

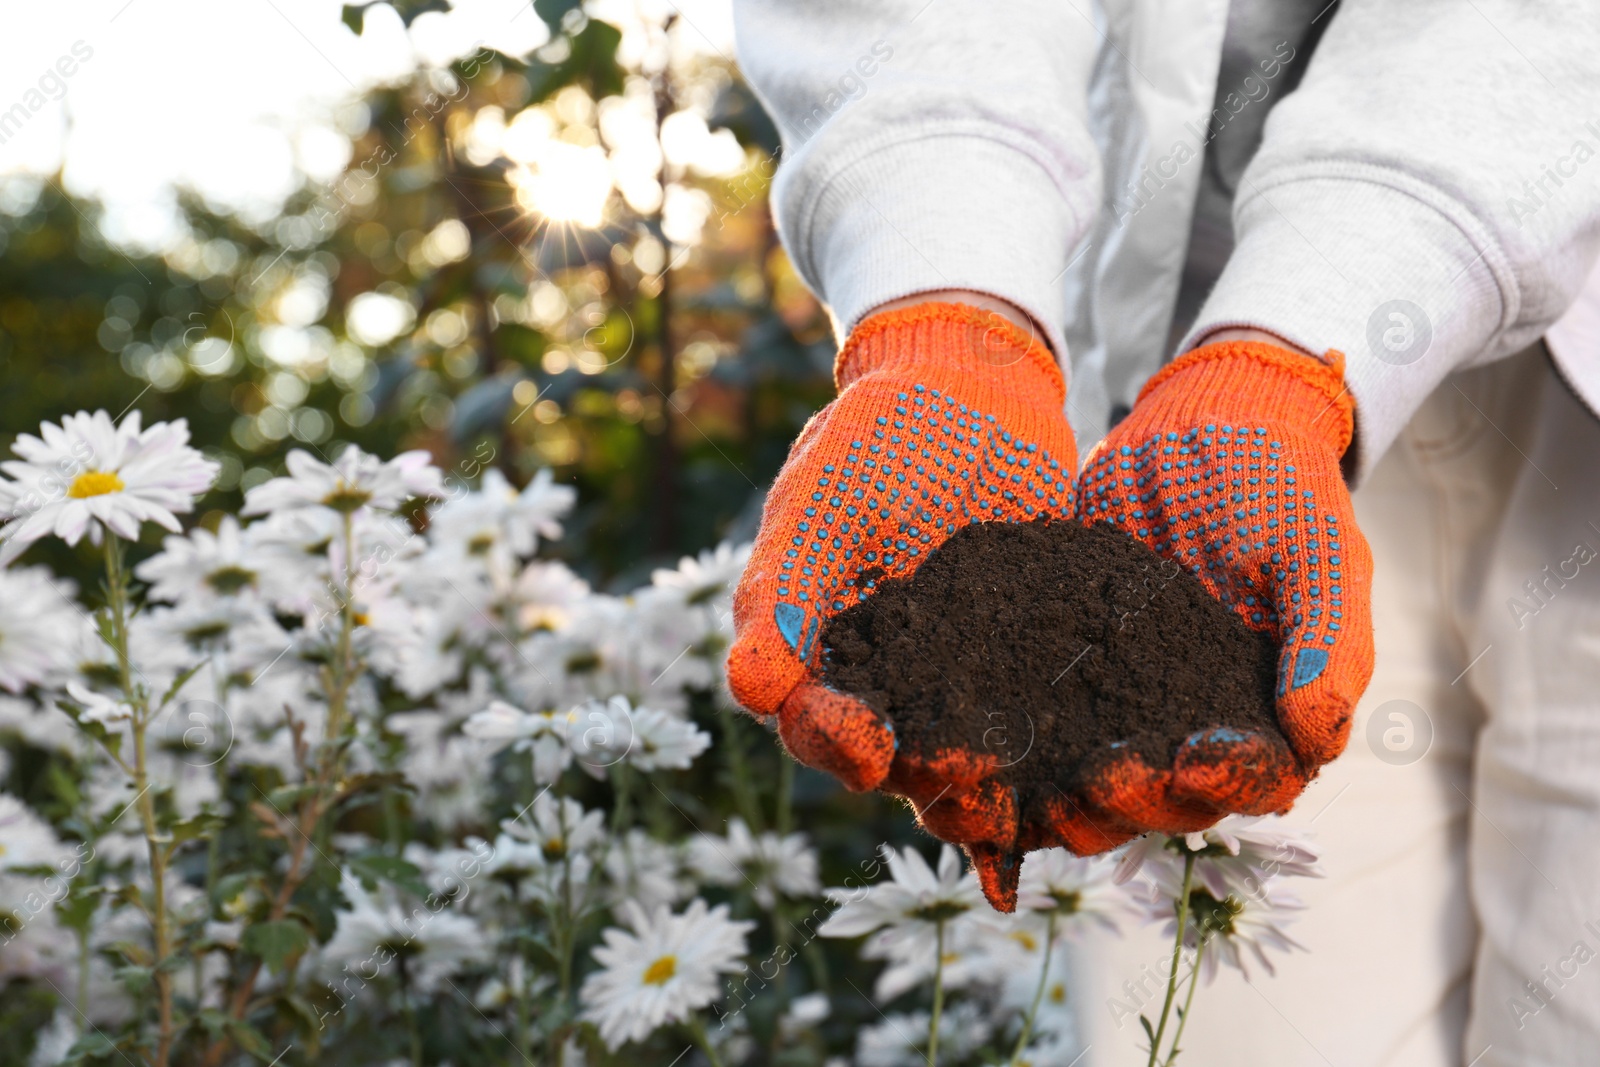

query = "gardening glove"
[727,301,1087,900]
[1070,339,1374,837]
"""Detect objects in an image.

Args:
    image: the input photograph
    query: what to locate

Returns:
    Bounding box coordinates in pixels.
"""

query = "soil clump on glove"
[820,516,1284,799]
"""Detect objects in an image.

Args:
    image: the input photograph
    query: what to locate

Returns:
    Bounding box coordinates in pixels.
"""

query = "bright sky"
[0,0,738,247]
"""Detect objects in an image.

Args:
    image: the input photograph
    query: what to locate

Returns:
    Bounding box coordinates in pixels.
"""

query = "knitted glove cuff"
[836,301,1066,407]
[1137,342,1354,458]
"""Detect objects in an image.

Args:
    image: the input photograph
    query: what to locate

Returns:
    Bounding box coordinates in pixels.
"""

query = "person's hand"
[1071,338,1374,836]
[727,300,1082,903]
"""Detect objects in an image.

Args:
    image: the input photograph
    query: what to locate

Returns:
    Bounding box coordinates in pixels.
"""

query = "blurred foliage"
[0,1,834,591]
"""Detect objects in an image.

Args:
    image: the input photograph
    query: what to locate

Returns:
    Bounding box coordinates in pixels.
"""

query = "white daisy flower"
[1015,849,1125,932]
[480,832,550,883]
[25,1009,80,1067]
[0,566,80,692]
[65,682,133,726]
[430,467,574,563]
[1115,815,1321,902]
[242,446,443,517]
[867,914,1009,1001]
[819,844,989,963]
[647,541,750,610]
[688,817,820,909]
[511,559,591,633]
[603,828,688,910]
[135,516,279,604]
[854,1002,992,1067]
[624,708,711,771]
[633,543,750,693]
[475,957,532,1010]
[138,597,287,660]
[499,793,606,862]
[588,698,711,775]
[578,897,754,1051]
[321,873,491,993]
[0,410,217,558]
[513,594,639,711]
[1143,877,1308,983]
[778,991,830,1039]
[0,794,66,871]
[464,699,578,785]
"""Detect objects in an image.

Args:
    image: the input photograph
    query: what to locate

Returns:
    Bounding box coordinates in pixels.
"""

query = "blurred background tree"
[0,0,834,589]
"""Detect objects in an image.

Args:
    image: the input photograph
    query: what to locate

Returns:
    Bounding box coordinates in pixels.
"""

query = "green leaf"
[56,885,98,934]
[211,872,255,909]
[281,991,325,1044]
[226,1018,274,1062]
[94,608,116,650]
[336,771,411,800]
[62,1030,119,1064]
[266,783,317,811]
[526,20,625,102]
[106,939,152,967]
[168,812,224,845]
[348,852,431,899]
[197,1008,231,1038]
[242,919,310,974]
[155,659,209,712]
[114,964,152,996]
[1140,1014,1157,1049]
[54,695,123,761]
[341,3,366,33]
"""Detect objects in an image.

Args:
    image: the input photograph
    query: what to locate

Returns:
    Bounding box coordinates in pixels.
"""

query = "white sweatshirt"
[731,0,1600,478]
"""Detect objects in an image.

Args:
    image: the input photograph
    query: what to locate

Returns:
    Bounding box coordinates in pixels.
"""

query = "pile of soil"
[820,517,1285,806]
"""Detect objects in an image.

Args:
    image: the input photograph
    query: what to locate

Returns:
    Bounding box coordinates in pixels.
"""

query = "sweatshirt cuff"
[1178,165,1512,482]
[781,130,1085,374]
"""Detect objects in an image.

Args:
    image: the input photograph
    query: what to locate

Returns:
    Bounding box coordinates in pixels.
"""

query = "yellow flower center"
[322,479,373,513]
[1009,931,1038,952]
[1049,983,1066,1004]
[642,955,676,985]
[68,471,124,498]
[351,611,370,627]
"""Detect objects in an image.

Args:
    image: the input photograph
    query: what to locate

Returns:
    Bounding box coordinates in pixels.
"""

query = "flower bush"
[0,409,1321,1067]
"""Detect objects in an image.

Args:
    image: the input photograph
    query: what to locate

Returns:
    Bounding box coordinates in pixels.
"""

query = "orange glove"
[727,302,1082,901]
[1072,339,1374,837]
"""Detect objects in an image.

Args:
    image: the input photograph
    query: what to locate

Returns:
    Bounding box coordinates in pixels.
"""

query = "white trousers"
[1075,344,1600,1067]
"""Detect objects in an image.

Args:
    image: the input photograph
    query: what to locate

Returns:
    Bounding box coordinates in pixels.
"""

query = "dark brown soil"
[820,517,1284,803]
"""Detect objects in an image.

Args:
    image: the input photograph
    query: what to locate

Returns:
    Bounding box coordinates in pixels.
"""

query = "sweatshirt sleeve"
[1179,0,1600,480]
[730,0,1103,362]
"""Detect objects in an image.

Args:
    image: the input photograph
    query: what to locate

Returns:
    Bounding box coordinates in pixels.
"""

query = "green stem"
[315,513,359,856]
[555,794,576,1004]
[717,703,763,832]
[687,1014,725,1067]
[508,881,531,1060]
[105,536,176,1067]
[1163,936,1206,1067]
[610,762,633,834]
[329,512,357,742]
[1147,852,1196,1067]
[775,755,794,837]
[1009,911,1058,1064]
[397,953,422,1067]
[383,782,403,853]
[77,927,91,1011]
[927,918,946,1067]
